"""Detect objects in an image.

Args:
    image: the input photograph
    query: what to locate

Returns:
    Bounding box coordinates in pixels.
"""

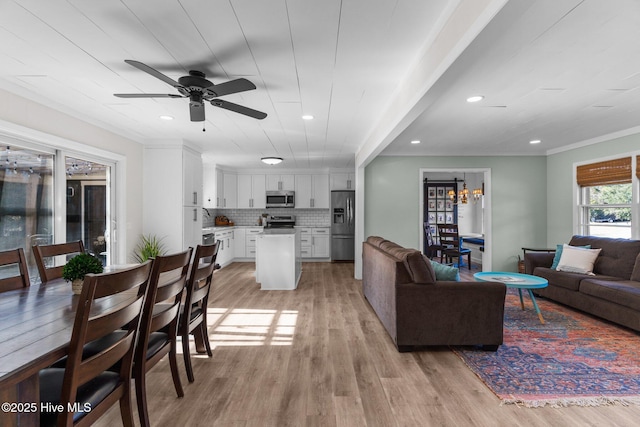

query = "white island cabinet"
[255,229,301,290]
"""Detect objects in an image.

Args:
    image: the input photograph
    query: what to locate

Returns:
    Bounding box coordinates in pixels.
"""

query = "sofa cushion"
[380,241,403,253]
[556,245,601,275]
[402,252,436,284]
[386,247,415,261]
[533,267,587,291]
[366,236,388,248]
[550,244,591,269]
[430,260,460,281]
[569,235,640,279]
[579,279,640,311]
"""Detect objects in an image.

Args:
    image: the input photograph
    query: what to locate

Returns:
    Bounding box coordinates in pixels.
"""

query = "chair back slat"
[0,248,30,292]
[32,240,85,283]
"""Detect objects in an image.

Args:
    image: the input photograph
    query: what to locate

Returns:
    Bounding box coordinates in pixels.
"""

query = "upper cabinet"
[237,174,266,208]
[266,174,295,191]
[295,174,329,208]
[222,172,237,208]
[203,164,216,208]
[183,149,202,207]
[330,173,355,190]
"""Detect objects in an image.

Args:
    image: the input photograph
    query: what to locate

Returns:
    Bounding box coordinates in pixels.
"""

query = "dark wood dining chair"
[424,221,447,260]
[436,223,472,270]
[180,242,220,383]
[0,248,30,292]
[38,261,152,427]
[135,248,193,427]
[33,240,85,283]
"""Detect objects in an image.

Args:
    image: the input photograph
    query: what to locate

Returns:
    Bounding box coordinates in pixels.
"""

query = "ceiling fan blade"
[210,99,267,120]
[114,93,184,98]
[124,60,183,88]
[190,103,206,122]
[206,78,256,97]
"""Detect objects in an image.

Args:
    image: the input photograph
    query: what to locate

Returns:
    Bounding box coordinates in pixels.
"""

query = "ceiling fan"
[114,60,267,122]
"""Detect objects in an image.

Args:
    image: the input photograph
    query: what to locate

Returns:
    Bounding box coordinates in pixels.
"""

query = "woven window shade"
[637,155,640,179]
[576,157,631,187]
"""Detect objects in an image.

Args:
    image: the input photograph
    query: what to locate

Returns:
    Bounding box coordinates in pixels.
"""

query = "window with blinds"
[577,156,632,238]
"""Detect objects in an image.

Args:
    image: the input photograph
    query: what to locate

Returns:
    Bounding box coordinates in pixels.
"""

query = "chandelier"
[447,175,483,205]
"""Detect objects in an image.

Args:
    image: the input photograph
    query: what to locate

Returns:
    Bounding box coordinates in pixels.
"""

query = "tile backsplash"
[202,208,330,227]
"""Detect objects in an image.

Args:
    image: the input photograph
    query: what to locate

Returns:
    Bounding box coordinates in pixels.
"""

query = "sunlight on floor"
[204,307,298,348]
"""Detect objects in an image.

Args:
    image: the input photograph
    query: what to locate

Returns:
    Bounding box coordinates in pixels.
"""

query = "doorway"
[420,168,491,271]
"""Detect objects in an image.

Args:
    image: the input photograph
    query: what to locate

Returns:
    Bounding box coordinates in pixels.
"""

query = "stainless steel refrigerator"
[331,190,355,261]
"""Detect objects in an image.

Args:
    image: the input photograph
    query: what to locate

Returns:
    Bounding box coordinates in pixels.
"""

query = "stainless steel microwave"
[266,190,295,208]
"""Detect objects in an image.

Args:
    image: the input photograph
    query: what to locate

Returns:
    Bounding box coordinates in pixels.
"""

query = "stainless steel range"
[265,215,296,228]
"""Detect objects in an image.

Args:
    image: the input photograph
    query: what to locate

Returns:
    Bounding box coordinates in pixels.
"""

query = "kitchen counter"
[255,229,301,290]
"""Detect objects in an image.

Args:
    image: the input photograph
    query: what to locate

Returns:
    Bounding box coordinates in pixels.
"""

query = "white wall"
[365,155,547,272]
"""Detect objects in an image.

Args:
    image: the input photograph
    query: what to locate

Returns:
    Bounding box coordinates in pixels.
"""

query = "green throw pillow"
[429,260,460,281]
[551,244,591,269]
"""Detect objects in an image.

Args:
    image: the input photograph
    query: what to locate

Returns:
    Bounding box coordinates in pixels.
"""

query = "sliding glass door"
[65,157,111,266]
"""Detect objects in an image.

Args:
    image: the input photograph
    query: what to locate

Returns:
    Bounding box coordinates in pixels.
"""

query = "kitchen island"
[255,228,301,290]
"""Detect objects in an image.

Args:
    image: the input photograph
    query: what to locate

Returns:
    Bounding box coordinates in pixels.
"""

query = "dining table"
[0,265,139,426]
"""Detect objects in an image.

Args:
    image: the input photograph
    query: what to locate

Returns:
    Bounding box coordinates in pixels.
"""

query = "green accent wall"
[546,133,640,245]
[364,155,547,271]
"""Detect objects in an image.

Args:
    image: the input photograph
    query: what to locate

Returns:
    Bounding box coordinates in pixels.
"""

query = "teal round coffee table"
[474,272,549,324]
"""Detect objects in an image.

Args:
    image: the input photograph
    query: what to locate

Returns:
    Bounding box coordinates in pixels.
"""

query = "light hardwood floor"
[95,261,640,426]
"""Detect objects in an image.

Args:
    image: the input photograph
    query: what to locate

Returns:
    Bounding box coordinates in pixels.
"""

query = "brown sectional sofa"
[362,236,506,352]
[525,235,640,332]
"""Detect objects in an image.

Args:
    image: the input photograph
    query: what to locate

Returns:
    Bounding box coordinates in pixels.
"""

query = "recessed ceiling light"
[529,139,541,144]
[466,95,484,103]
[410,140,421,144]
[261,157,283,165]
[160,115,174,121]
[302,115,314,120]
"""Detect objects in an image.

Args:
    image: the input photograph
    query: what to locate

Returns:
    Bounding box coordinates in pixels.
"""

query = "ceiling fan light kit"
[261,157,283,165]
[114,60,267,122]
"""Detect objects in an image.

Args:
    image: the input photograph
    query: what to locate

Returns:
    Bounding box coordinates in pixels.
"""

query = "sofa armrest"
[524,252,555,274]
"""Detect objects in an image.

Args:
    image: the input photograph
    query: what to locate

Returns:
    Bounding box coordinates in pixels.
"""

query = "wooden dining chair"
[0,248,30,292]
[424,221,447,260]
[135,248,193,427]
[180,242,220,383]
[33,240,85,283]
[436,223,472,270]
[38,261,152,427]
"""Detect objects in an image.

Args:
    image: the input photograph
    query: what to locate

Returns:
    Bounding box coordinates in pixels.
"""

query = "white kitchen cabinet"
[203,163,216,208]
[295,174,329,208]
[297,227,329,258]
[245,227,262,259]
[216,229,235,267]
[234,228,246,258]
[311,228,330,258]
[142,145,203,253]
[331,173,355,190]
[266,174,295,191]
[256,230,301,290]
[183,149,202,206]
[297,227,312,257]
[237,174,266,208]
[222,172,237,208]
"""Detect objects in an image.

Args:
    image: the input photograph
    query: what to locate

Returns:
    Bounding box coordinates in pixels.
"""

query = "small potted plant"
[62,253,104,294]
[133,234,166,263]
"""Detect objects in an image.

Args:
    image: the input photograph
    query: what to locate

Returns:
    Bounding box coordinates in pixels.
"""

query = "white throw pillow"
[556,244,602,275]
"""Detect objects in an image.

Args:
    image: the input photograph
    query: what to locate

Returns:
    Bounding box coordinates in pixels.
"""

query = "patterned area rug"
[453,289,640,407]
